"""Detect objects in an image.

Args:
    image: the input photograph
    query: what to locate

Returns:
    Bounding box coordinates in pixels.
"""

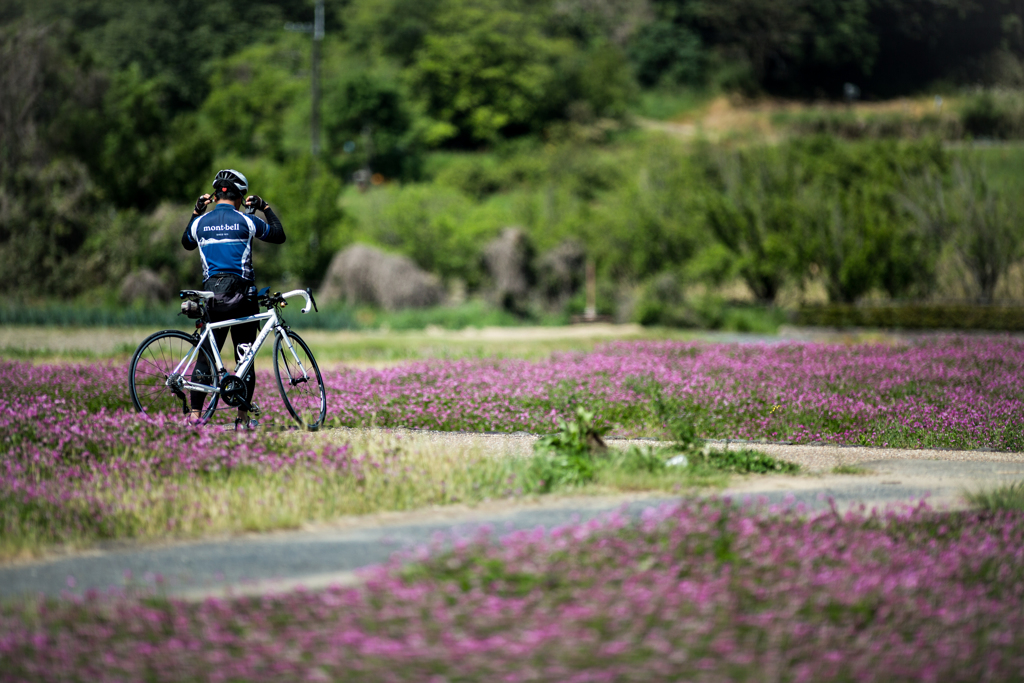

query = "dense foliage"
[3,0,1024,313]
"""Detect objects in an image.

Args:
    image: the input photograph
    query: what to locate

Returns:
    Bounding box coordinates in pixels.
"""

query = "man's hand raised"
[193,194,212,216]
[245,195,269,212]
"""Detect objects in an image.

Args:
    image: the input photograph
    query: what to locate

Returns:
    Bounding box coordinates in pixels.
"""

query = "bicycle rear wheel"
[129,330,220,422]
[273,330,326,431]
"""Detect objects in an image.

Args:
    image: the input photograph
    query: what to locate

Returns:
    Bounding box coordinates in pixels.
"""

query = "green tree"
[323,74,419,180]
[201,40,307,162]
[685,0,876,91]
[555,43,637,121]
[798,137,946,302]
[347,183,505,287]
[805,0,876,72]
[90,65,216,210]
[0,23,110,294]
[587,140,702,282]
[236,155,345,287]
[628,20,707,87]
[689,0,814,82]
[902,157,1023,303]
[407,0,567,145]
[807,186,898,303]
[697,145,811,303]
[548,0,653,47]
[19,0,309,111]
[346,0,445,65]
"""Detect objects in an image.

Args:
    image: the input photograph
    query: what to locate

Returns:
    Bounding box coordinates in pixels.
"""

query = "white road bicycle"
[129,287,327,430]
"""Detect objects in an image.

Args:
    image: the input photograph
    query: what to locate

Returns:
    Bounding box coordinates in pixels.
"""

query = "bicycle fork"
[278,330,310,385]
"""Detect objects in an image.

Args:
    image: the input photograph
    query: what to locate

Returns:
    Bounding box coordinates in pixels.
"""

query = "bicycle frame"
[171,291,313,398]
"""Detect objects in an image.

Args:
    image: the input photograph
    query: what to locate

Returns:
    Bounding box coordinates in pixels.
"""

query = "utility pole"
[311,0,323,157]
[584,257,597,321]
[285,0,324,157]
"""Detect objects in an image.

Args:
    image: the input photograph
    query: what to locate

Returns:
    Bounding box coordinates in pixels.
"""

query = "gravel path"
[325,427,1024,472]
[709,440,1024,471]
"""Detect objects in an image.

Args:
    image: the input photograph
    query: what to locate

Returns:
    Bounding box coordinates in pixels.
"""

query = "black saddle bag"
[204,275,257,319]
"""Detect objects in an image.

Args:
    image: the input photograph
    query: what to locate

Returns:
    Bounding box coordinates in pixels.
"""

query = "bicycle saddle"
[179,290,215,300]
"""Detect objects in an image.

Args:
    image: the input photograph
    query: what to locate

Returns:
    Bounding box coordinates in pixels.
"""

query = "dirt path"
[320,427,1024,472]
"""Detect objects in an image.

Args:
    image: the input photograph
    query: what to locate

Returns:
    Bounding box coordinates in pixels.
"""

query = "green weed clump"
[523,407,798,495]
[965,482,1024,512]
[528,407,609,492]
[659,412,799,475]
[689,447,800,474]
[833,464,872,475]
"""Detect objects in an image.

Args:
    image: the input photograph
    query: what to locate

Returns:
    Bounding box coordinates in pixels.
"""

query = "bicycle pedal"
[234,416,259,432]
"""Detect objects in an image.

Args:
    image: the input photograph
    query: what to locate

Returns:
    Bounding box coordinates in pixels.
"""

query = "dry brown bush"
[318,244,445,310]
[538,239,586,309]
[483,227,534,312]
[119,268,171,305]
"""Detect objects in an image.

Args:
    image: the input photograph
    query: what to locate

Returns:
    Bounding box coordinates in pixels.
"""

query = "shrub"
[900,156,1024,303]
[966,482,1024,512]
[796,303,1024,331]
[690,448,799,474]
[323,74,421,181]
[529,406,608,492]
[628,21,708,87]
[960,91,1024,139]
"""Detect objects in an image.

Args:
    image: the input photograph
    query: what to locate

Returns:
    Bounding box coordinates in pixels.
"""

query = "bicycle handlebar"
[280,289,316,314]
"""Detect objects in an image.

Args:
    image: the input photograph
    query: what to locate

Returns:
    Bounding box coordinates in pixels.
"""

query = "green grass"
[0,304,188,328]
[303,325,669,364]
[0,300,567,334]
[522,408,798,496]
[689,302,789,334]
[968,144,1024,192]
[593,447,798,491]
[832,464,872,475]
[355,300,567,331]
[0,322,679,364]
[695,448,799,474]
[630,87,715,121]
[0,432,518,561]
[964,481,1024,512]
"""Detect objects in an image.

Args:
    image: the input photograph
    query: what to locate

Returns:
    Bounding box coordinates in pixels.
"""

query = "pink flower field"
[324,335,1024,450]
[1,335,1022,550]
[2,500,1023,682]
[0,362,370,553]
[2,336,1024,680]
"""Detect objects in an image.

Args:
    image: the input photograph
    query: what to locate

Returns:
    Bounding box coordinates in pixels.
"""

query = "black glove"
[245,195,269,212]
[194,194,211,216]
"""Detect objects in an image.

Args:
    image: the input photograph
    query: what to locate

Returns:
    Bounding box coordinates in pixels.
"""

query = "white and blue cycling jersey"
[182,203,285,282]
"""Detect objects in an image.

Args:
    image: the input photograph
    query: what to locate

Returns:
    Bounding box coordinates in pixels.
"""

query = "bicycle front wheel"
[129,330,220,422]
[273,330,326,431]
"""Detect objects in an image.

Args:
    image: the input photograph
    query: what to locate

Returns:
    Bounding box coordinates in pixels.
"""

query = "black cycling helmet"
[212,169,248,196]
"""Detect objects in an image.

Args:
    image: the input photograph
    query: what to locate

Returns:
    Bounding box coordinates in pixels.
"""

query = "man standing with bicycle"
[182,169,286,429]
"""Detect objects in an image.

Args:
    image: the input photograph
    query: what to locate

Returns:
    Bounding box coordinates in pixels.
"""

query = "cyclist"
[181,169,286,428]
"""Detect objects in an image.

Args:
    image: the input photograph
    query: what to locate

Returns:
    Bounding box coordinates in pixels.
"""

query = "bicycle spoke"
[274,332,326,430]
[130,331,220,422]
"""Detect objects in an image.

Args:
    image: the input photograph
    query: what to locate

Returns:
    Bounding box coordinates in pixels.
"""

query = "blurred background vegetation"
[4,0,1024,331]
